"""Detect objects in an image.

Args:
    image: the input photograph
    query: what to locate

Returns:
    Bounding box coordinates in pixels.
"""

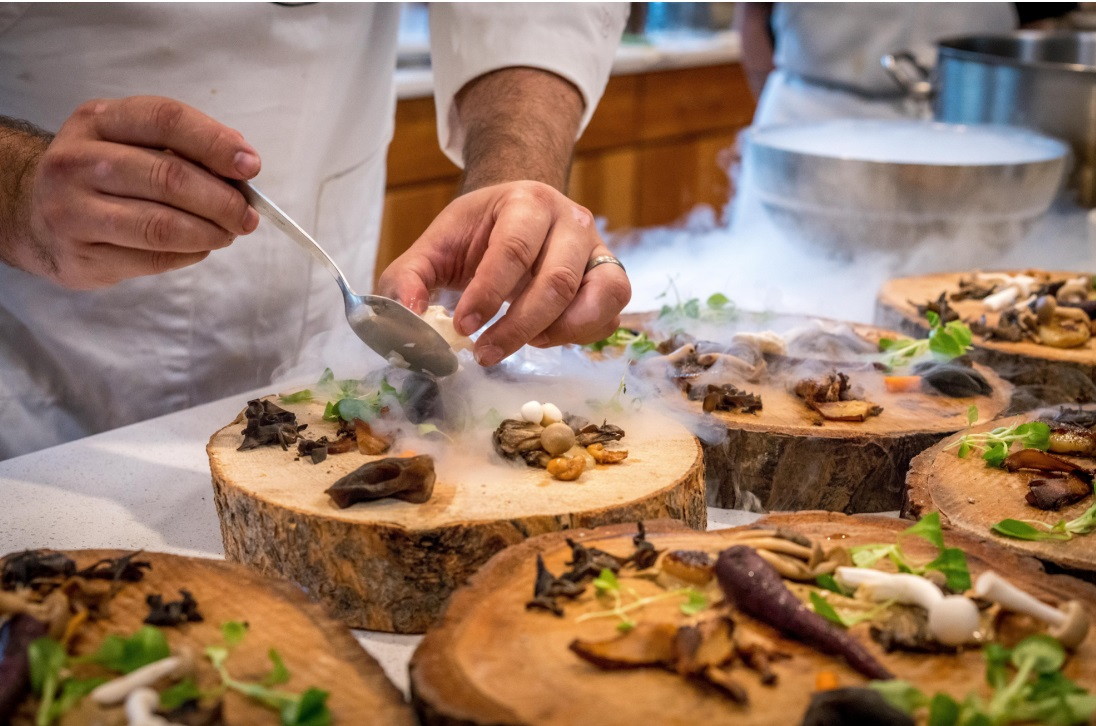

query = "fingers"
[73,196,238,254]
[79,142,257,236]
[528,258,631,347]
[376,253,438,314]
[60,242,210,290]
[472,218,591,365]
[84,96,261,179]
[452,188,554,336]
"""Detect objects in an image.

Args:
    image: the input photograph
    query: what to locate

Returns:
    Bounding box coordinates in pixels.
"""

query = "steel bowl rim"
[745,119,1070,170]
[936,30,1096,76]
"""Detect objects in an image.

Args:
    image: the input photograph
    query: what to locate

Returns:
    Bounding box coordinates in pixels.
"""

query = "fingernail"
[234,150,261,177]
[243,206,259,233]
[475,345,504,367]
[459,313,483,335]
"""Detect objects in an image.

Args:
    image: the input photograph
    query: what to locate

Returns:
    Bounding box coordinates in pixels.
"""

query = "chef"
[0,3,630,459]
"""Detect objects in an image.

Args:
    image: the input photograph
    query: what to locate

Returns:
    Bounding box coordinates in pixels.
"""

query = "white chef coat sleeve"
[428,2,628,168]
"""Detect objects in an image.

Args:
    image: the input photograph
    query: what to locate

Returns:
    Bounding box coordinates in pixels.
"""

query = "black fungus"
[561,539,627,582]
[238,399,303,451]
[144,589,204,626]
[686,383,763,414]
[400,372,444,424]
[75,551,152,583]
[525,554,587,616]
[629,522,661,570]
[1,550,75,589]
[915,362,992,397]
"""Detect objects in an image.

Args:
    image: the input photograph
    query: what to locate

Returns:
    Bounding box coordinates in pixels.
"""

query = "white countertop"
[0,383,760,699]
[395,31,741,100]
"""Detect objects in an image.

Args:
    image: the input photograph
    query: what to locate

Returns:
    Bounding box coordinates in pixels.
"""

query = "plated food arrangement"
[596,303,1010,512]
[0,548,413,725]
[411,512,1096,726]
[908,405,1096,575]
[876,270,1096,404]
[208,365,704,633]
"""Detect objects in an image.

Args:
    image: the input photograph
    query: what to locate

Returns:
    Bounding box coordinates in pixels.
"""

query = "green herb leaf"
[280,688,331,726]
[592,569,620,595]
[278,389,313,404]
[984,643,1012,690]
[1012,634,1066,675]
[222,620,249,647]
[967,405,979,426]
[902,511,946,550]
[870,680,928,714]
[992,519,1072,542]
[335,397,376,424]
[264,649,291,687]
[927,692,961,726]
[682,298,701,319]
[679,588,709,616]
[316,368,335,386]
[814,573,850,596]
[28,637,65,695]
[615,620,636,633]
[159,677,202,710]
[706,292,731,310]
[83,626,170,674]
[925,547,972,593]
[809,591,845,627]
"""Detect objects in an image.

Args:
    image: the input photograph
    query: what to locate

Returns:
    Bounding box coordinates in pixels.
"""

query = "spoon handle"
[237,180,356,300]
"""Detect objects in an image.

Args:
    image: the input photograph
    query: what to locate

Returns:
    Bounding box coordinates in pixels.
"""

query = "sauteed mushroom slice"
[324,454,436,507]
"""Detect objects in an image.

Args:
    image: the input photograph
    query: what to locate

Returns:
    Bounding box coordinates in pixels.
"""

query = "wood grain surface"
[208,400,705,633]
[875,270,1096,406]
[410,513,1096,726]
[620,312,1011,512]
[11,550,413,725]
[906,412,1096,574]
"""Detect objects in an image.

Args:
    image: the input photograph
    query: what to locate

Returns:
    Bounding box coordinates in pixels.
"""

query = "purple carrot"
[0,614,49,722]
[715,545,893,680]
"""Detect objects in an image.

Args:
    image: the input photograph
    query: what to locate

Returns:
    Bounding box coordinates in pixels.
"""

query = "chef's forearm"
[0,117,51,267]
[455,67,584,194]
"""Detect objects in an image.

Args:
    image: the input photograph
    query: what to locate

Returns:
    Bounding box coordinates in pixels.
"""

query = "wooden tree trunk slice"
[619,312,1011,512]
[208,401,705,634]
[906,412,1096,574]
[12,550,413,725]
[409,513,1096,726]
[874,270,1096,405]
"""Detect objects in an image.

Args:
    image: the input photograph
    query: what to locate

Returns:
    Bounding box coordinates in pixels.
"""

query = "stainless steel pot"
[886,31,1096,206]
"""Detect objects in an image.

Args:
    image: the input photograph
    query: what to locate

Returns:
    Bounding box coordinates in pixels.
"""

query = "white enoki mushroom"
[983,286,1020,312]
[91,654,189,706]
[836,567,980,647]
[124,687,178,726]
[974,571,1091,650]
[1056,277,1091,304]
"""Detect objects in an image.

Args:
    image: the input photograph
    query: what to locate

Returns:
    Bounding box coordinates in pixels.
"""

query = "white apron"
[0,2,626,459]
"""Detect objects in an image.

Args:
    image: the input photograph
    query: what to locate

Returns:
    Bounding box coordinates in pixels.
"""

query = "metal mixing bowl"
[743,119,1069,254]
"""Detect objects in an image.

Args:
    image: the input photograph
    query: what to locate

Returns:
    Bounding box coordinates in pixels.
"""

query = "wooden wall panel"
[376,62,757,283]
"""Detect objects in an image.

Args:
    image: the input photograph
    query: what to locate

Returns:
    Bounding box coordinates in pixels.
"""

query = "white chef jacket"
[0,2,627,459]
[752,2,1017,127]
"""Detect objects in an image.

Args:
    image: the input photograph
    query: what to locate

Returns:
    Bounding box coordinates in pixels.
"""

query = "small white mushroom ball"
[541,402,563,426]
[521,401,544,423]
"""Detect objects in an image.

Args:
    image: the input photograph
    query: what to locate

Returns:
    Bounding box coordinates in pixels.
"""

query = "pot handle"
[881,51,934,118]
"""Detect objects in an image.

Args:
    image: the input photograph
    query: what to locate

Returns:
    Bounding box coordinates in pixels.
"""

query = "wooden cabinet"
[376,62,756,281]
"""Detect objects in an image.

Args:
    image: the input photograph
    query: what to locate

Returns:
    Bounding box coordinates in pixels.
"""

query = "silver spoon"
[238,181,458,377]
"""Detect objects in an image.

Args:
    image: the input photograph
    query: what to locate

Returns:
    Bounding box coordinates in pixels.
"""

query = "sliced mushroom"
[324,455,435,507]
[570,622,678,669]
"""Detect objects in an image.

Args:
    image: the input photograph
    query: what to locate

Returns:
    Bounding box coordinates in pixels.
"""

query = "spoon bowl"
[238,181,458,377]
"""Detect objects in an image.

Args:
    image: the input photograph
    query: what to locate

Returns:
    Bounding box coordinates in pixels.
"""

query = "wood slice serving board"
[208,400,704,634]
[13,550,412,725]
[409,513,1096,726]
[875,270,1096,404]
[906,413,1096,574]
[619,312,1011,512]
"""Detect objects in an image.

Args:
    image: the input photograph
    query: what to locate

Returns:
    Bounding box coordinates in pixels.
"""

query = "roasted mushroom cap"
[325,455,436,508]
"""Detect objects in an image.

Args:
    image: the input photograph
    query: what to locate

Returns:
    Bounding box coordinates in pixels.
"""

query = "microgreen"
[871,634,1096,725]
[967,405,979,426]
[78,625,171,674]
[849,513,971,592]
[655,280,738,324]
[878,311,973,370]
[585,327,659,357]
[159,678,203,710]
[948,421,1051,468]
[297,368,403,424]
[205,621,331,726]
[809,591,895,628]
[991,496,1096,543]
[577,568,708,631]
[278,389,314,404]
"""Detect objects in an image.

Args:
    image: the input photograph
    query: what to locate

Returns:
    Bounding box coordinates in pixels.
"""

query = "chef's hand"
[379,180,631,366]
[1,95,260,289]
